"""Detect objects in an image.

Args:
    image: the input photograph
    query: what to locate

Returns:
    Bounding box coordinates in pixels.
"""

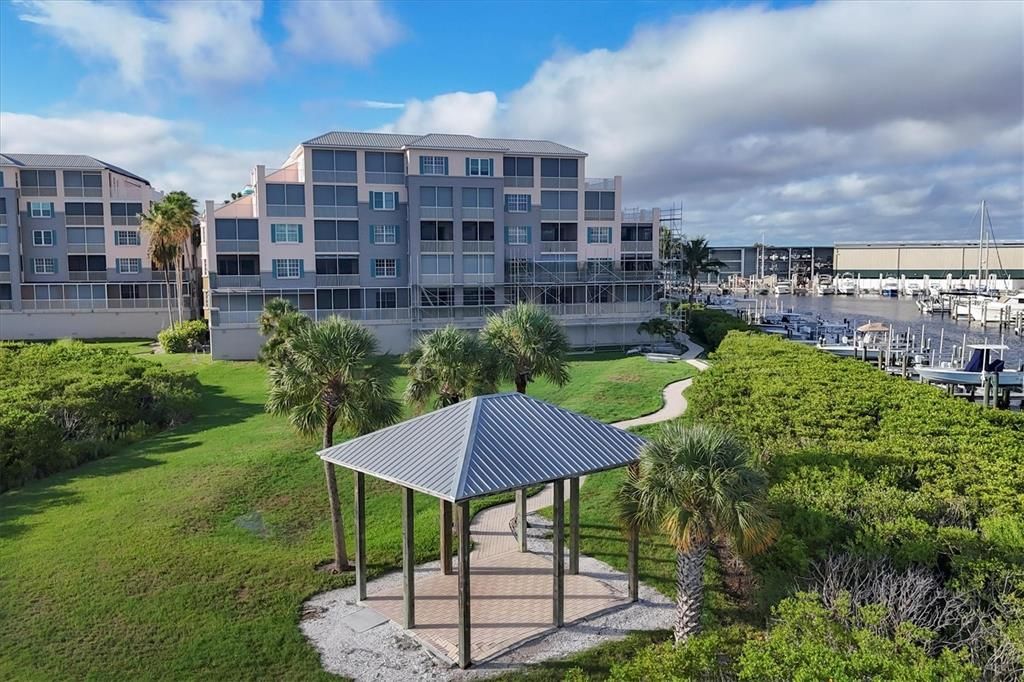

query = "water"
[753,295,1024,368]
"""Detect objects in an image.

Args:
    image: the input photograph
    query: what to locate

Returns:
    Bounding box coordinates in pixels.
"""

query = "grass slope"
[0,347,692,680]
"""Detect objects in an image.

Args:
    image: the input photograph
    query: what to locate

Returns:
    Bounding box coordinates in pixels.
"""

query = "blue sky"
[1,0,1021,244]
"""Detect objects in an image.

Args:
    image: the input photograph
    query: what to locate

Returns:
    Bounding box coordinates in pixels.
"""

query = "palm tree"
[161,191,198,325]
[480,303,570,394]
[618,422,776,643]
[679,237,725,331]
[405,326,499,410]
[140,204,178,329]
[258,298,311,366]
[637,317,677,348]
[266,317,401,572]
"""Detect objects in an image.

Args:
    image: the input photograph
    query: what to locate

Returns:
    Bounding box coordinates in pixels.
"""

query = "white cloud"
[350,100,406,110]
[15,0,273,91]
[283,0,402,65]
[383,1,1023,242]
[0,111,281,204]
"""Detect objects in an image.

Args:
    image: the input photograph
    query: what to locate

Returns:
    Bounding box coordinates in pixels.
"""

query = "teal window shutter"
[396,258,401,278]
[270,225,277,243]
[49,202,55,215]
[371,258,377,278]
[271,259,278,278]
[526,196,532,211]
[369,225,376,244]
[299,260,304,277]
[465,158,470,175]
[52,230,57,246]
[394,225,400,242]
[504,226,509,244]
[298,225,303,243]
[419,157,426,174]
[526,225,532,243]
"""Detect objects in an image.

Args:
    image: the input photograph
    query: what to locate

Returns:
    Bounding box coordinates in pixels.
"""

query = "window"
[271,223,303,244]
[541,191,578,210]
[622,224,654,241]
[541,223,577,241]
[114,230,141,246]
[375,290,398,309]
[214,218,259,240]
[316,288,363,310]
[505,258,533,279]
[420,186,453,207]
[314,220,359,242]
[313,184,358,208]
[462,254,495,275]
[29,202,53,218]
[266,183,306,217]
[420,156,449,175]
[584,191,616,211]
[370,191,399,211]
[33,257,57,274]
[466,158,494,176]
[216,254,260,275]
[462,221,495,241]
[587,226,613,244]
[463,287,496,307]
[587,257,614,274]
[21,170,57,194]
[63,171,102,196]
[374,258,398,278]
[506,225,531,245]
[461,187,494,209]
[503,157,534,179]
[311,149,357,182]
[111,202,143,225]
[419,254,453,275]
[116,258,142,274]
[65,202,104,225]
[365,152,405,181]
[66,227,104,245]
[315,256,359,275]
[68,255,106,274]
[372,225,398,244]
[32,230,55,246]
[505,194,530,213]
[621,253,654,272]
[273,259,303,279]
[420,288,453,307]
[540,158,579,179]
[420,221,454,241]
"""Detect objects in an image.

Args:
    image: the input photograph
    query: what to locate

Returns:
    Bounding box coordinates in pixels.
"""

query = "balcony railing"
[540,209,578,221]
[622,208,656,222]
[462,240,495,253]
[313,205,358,219]
[461,207,495,220]
[0,300,11,310]
[21,187,57,197]
[463,273,497,284]
[421,206,454,220]
[67,271,108,281]
[64,187,103,198]
[584,210,616,221]
[216,239,260,253]
[540,240,578,253]
[365,171,405,185]
[65,216,105,227]
[112,216,141,226]
[311,170,357,184]
[503,176,533,188]
[420,273,455,284]
[266,166,302,182]
[0,272,10,283]
[211,274,262,288]
[314,239,360,253]
[420,240,455,253]
[585,178,615,191]
[621,240,654,253]
[266,204,306,218]
[541,177,579,189]
[315,274,360,287]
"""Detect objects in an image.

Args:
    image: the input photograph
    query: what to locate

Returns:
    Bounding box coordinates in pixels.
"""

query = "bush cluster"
[157,319,209,353]
[0,341,200,490]
[679,305,754,351]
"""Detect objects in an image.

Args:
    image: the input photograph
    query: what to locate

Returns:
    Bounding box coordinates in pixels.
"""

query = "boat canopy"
[856,322,890,333]
[965,344,1010,350]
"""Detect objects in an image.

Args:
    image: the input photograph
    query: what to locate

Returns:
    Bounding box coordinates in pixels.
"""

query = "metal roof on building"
[318,392,645,502]
[302,131,586,156]
[0,153,151,185]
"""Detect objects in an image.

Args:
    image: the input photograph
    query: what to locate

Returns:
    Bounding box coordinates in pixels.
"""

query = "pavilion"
[318,392,647,669]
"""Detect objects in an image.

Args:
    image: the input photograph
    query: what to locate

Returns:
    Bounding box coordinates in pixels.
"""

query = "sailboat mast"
[977,199,986,283]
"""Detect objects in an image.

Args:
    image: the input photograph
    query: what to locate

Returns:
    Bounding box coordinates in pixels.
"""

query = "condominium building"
[200,132,662,359]
[0,154,179,340]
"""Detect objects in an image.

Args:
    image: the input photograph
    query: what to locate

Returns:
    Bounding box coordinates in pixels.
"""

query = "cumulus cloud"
[383,1,1024,243]
[0,111,281,204]
[283,0,403,65]
[15,0,273,91]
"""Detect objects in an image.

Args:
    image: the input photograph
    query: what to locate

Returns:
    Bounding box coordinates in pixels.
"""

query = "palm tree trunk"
[174,253,185,324]
[163,266,174,329]
[323,416,349,571]
[515,373,527,394]
[712,535,756,603]
[674,543,708,643]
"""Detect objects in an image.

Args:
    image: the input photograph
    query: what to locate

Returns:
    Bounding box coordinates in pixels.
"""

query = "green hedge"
[0,341,200,490]
[682,305,754,351]
[687,332,1024,594]
[158,319,209,353]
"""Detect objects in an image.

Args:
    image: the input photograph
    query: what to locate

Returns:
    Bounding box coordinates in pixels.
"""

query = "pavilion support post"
[457,500,472,669]
[516,489,528,552]
[569,477,580,575]
[354,472,367,602]
[627,523,639,602]
[440,500,453,575]
[552,478,565,627]
[402,487,415,629]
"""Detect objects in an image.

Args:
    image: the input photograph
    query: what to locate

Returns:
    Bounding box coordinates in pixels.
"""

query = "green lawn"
[0,347,692,680]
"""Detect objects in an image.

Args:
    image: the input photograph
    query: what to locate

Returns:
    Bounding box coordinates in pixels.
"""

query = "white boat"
[774,281,792,295]
[969,292,1024,323]
[916,344,1023,387]
[880,276,900,297]
[835,273,856,295]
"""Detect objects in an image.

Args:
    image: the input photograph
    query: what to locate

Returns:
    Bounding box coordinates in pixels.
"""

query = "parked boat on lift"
[816,274,835,295]
[774,281,792,295]
[880,276,900,298]
[969,292,1024,323]
[916,344,1024,387]
[835,273,857,295]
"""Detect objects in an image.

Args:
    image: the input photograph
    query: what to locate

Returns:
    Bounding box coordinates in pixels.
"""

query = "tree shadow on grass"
[0,379,253,540]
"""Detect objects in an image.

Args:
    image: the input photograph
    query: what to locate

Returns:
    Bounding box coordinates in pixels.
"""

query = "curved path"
[470,335,709,560]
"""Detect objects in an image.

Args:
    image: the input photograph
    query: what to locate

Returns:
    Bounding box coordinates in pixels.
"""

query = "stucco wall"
[0,310,167,340]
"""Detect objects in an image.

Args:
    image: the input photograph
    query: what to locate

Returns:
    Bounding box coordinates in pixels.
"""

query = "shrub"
[158,320,209,353]
[608,631,740,681]
[0,341,200,490]
[677,305,754,351]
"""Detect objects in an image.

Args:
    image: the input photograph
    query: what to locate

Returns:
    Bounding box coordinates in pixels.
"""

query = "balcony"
[64,187,103,198]
[622,208,656,222]
[420,273,454,285]
[313,205,358,219]
[314,239,360,253]
[216,239,260,253]
[68,271,108,281]
[420,240,454,253]
[585,178,615,191]
[266,204,306,218]
[503,176,533,188]
[0,272,10,283]
[211,274,262,288]
[266,166,303,182]
[315,274,360,287]
[21,186,57,197]
[366,171,405,185]
[540,209,578,221]
[462,240,495,253]
[66,241,107,254]
[584,210,616,221]
[421,206,454,220]
[461,207,495,220]
[311,170,357,184]
[463,273,496,284]
[541,177,578,189]
[540,240,578,253]
[112,215,141,226]
[621,240,654,253]
[65,216,105,227]
[0,300,11,310]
